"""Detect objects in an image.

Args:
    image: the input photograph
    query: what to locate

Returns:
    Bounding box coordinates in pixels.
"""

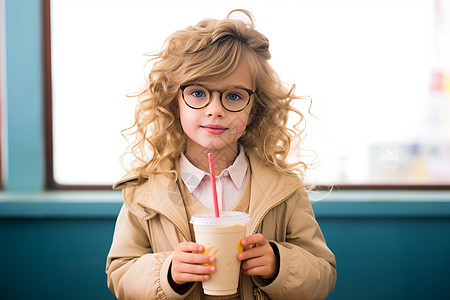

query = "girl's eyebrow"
[192,83,254,92]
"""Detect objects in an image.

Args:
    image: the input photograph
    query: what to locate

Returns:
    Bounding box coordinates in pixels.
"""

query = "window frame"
[43,0,450,190]
[0,0,4,190]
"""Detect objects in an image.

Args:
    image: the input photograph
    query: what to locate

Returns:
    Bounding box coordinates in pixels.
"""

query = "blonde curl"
[121,9,310,182]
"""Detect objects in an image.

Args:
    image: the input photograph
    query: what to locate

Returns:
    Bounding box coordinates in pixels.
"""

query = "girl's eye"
[225,92,242,101]
[191,90,206,98]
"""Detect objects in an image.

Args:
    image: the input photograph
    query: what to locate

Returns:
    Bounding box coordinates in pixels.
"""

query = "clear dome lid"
[190,211,250,226]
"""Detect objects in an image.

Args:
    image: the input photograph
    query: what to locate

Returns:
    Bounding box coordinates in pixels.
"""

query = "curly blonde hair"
[123,9,308,181]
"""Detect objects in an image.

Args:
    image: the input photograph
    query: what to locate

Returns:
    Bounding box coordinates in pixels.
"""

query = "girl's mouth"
[201,125,228,135]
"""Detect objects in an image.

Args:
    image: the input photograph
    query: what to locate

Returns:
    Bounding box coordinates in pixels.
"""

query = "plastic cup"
[190,211,250,296]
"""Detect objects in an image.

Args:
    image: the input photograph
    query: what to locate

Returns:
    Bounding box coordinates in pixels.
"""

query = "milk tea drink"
[190,211,250,296]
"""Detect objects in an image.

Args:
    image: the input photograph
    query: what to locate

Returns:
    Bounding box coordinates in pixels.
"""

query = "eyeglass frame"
[179,84,255,112]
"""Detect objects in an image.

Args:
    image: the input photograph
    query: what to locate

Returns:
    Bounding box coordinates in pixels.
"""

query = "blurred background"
[47,0,450,187]
[1,0,450,299]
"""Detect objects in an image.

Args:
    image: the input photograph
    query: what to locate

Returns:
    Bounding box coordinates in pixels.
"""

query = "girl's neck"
[184,144,239,174]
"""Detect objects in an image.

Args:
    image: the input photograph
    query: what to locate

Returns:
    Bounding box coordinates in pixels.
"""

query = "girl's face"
[178,61,254,163]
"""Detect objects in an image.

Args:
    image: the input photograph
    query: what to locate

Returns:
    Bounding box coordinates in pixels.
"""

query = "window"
[48,0,450,188]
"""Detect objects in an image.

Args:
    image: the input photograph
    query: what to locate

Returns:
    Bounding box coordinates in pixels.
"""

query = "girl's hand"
[237,234,279,280]
[170,242,216,286]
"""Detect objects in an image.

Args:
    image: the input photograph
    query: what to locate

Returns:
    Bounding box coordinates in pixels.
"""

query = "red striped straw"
[208,153,220,217]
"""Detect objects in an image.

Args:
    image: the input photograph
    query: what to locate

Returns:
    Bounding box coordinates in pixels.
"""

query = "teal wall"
[3,0,45,192]
[1,198,450,300]
[1,1,450,299]
[0,214,117,299]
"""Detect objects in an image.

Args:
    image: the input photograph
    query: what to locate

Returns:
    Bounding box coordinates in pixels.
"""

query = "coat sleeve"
[105,204,196,300]
[253,189,337,300]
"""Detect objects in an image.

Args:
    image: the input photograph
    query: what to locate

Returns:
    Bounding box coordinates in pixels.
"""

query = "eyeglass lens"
[182,85,250,111]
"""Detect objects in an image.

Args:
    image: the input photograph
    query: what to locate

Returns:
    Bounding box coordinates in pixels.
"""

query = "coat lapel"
[247,152,301,234]
[137,173,192,242]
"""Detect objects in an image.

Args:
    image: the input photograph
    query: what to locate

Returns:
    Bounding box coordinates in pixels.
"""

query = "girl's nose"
[205,92,225,118]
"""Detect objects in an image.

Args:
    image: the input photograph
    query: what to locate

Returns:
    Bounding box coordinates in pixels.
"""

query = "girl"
[106,9,336,300]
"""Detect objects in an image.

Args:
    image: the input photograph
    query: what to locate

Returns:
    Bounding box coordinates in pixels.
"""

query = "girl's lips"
[201,125,228,135]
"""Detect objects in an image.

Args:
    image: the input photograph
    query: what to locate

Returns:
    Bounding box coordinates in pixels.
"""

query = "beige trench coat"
[106,152,336,300]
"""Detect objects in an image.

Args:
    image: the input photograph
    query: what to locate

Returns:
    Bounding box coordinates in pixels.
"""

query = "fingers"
[176,251,216,265]
[237,234,269,260]
[240,256,274,276]
[239,233,268,250]
[174,242,216,265]
[175,262,216,276]
[237,240,267,261]
[177,241,205,253]
[175,242,216,263]
[172,265,215,284]
[171,242,216,285]
[237,234,278,280]
[238,246,277,279]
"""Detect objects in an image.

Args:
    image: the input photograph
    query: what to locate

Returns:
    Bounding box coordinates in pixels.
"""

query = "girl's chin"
[187,139,237,153]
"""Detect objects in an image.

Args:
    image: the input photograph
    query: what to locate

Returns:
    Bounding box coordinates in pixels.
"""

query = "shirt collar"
[179,155,206,193]
[179,145,248,193]
[224,145,247,189]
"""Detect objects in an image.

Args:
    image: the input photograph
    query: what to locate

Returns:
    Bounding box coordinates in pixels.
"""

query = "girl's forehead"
[188,62,255,89]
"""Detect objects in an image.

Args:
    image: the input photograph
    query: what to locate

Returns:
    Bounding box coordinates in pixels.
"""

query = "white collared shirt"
[179,146,247,211]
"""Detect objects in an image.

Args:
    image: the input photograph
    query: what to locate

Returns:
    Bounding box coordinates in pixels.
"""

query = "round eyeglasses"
[179,84,254,112]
